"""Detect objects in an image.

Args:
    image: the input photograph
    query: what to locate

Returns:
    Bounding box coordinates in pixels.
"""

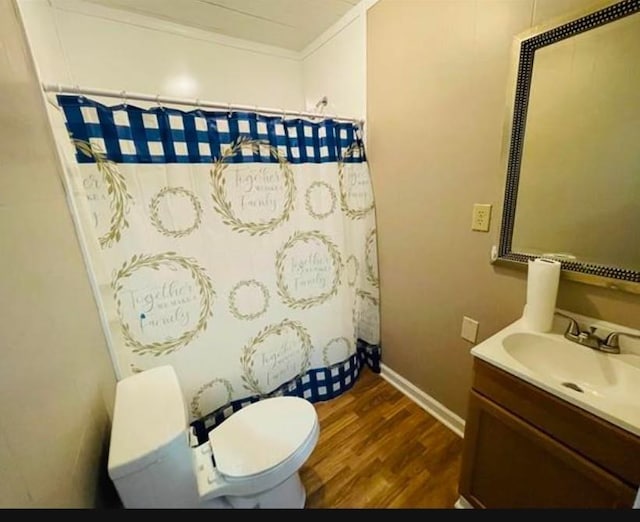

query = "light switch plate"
[472,204,492,232]
[461,316,479,343]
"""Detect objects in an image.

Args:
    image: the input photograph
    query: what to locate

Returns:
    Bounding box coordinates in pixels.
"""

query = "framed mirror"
[496,0,640,294]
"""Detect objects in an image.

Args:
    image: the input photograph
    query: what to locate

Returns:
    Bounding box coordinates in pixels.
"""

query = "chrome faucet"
[554,312,623,354]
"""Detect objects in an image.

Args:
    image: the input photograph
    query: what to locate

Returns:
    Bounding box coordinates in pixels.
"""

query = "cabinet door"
[458,391,635,508]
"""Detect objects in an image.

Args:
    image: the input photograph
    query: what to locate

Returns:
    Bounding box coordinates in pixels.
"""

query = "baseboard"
[379,363,465,438]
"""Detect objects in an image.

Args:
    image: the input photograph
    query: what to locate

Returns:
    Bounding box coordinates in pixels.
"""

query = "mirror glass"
[498,0,640,292]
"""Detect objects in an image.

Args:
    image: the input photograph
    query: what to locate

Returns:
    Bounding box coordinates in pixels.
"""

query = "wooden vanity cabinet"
[458,359,640,508]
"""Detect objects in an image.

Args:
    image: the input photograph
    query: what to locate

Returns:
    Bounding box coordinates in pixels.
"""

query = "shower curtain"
[56,95,380,438]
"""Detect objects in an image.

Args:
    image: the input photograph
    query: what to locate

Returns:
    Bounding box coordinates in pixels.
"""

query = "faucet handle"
[554,311,580,336]
[603,330,640,350]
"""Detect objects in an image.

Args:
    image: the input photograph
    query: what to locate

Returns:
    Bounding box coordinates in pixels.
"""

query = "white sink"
[471,311,640,437]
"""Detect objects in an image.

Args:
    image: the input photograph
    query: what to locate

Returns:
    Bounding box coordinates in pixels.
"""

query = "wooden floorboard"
[300,367,464,509]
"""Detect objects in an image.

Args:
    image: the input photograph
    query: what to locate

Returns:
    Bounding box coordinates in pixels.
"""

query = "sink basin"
[502,332,640,407]
[471,314,640,437]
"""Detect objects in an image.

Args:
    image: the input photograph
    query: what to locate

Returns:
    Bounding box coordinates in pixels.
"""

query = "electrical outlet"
[472,204,492,232]
[461,316,479,343]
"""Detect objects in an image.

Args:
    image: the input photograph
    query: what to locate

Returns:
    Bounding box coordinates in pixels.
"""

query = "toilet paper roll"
[523,258,561,332]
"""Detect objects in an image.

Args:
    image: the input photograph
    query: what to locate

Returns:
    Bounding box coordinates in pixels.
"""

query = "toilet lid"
[208,396,317,479]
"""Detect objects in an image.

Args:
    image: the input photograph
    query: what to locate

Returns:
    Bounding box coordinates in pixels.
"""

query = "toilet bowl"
[107,365,320,509]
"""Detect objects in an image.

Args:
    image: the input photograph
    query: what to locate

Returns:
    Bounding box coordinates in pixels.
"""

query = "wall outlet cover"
[461,316,479,343]
[472,204,492,232]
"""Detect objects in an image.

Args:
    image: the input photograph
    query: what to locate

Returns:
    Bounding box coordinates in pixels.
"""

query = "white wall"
[18,0,305,109]
[17,0,375,119]
[18,0,374,125]
[301,2,368,121]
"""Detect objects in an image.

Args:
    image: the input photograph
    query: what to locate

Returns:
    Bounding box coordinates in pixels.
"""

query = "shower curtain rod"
[42,83,364,126]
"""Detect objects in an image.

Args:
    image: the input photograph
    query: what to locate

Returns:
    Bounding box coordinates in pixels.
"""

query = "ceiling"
[83,0,361,51]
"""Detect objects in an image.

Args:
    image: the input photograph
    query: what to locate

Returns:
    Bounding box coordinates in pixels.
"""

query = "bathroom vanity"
[457,313,640,509]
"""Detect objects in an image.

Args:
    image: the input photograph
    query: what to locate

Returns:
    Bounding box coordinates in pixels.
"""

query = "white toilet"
[107,365,320,509]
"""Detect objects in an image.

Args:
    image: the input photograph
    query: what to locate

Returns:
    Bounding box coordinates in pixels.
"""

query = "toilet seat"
[196,396,320,501]
[210,396,318,479]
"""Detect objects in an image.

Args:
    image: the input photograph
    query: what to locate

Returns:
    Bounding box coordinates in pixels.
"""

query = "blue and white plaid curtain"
[57,95,380,439]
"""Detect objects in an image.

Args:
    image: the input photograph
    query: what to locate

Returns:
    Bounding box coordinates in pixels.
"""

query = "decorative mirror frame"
[496,0,640,294]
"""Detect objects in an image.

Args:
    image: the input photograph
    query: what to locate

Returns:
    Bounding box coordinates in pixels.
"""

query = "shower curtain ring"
[120,90,128,108]
[195,98,201,111]
[227,102,232,117]
[155,94,163,111]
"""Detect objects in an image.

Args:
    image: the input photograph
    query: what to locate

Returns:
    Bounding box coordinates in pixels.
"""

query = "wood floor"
[299,367,464,509]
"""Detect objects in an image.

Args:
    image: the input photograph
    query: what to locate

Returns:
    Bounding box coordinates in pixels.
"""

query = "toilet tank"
[108,365,200,508]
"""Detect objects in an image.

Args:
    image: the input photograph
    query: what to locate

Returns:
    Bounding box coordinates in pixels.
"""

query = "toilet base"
[226,473,306,509]
[201,473,306,509]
